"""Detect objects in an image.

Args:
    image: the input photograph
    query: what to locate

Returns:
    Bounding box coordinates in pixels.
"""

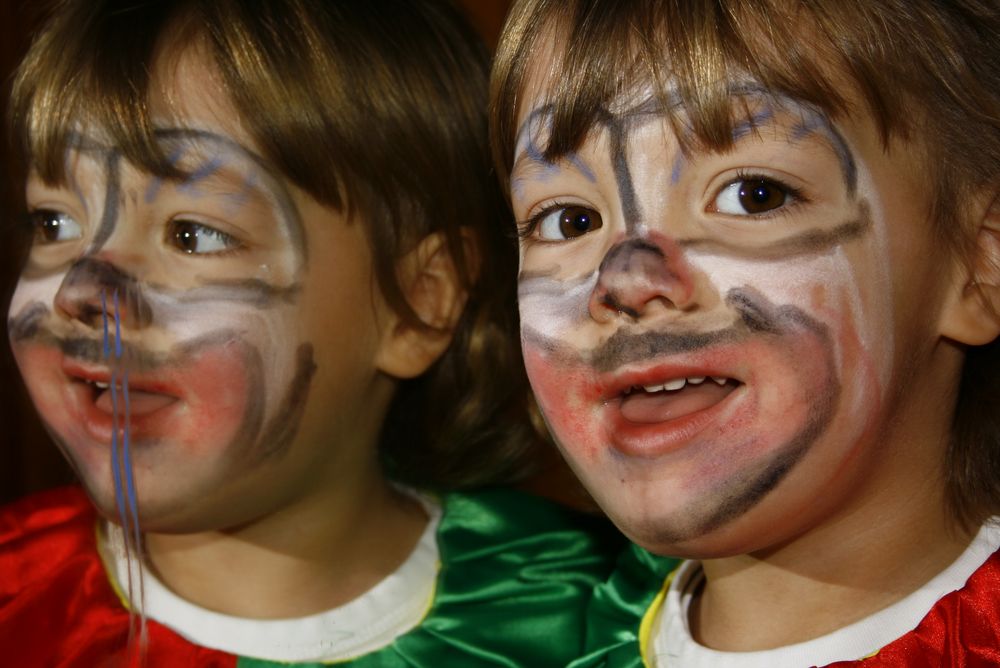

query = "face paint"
[8,48,394,534]
[507,73,942,556]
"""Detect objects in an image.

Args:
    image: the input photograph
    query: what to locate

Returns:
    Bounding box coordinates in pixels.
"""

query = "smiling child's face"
[509,47,968,556]
[8,44,399,532]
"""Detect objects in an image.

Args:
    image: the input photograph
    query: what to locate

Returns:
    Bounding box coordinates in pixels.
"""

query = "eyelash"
[516,170,809,239]
[517,200,578,240]
[721,170,809,213]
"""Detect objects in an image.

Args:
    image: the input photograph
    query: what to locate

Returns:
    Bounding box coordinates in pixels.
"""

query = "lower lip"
[604,383,746,458]
[66,378,182,444]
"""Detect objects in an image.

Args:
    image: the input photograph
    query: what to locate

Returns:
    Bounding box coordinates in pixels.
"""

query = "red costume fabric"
[1,485,621,667]
[0,486,232,667]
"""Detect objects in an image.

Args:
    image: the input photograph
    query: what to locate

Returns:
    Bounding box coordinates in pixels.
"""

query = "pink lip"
[599,360,742,400]
[61,356,182,397]
[595,347,751,459]
[59,354,184,441]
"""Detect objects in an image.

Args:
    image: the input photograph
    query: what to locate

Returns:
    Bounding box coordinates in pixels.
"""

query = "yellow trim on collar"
[638,567,679,667]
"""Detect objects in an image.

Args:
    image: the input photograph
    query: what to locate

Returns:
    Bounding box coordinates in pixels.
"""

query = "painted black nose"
[589,237,696,322]
[54,258,153,329]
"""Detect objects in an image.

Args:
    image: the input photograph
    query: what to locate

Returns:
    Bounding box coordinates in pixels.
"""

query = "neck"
[142,469,429,619]
[692,480,974,650]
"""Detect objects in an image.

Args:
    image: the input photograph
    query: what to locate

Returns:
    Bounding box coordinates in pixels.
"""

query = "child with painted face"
[0,0,622,665]
[491,0,1000,665]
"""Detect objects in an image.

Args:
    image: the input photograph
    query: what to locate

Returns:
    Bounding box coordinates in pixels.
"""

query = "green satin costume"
[229,488,625,667]
[568,544,681,668]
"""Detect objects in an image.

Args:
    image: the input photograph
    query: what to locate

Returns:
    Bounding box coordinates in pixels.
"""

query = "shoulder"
[853,546,1000,666]
[572,543,683,668]
[360,488,624,668]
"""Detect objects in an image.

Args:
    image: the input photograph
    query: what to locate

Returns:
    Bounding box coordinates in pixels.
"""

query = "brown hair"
[10,0,541,490]
[490,0,1000,526]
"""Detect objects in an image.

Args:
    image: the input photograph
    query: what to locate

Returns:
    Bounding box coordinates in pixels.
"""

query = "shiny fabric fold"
[569,543,679,668]
[0,486,621,667]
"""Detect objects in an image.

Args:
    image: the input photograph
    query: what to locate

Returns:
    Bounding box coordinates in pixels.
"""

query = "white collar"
[650,518,1000,667]
[100,494,442,662]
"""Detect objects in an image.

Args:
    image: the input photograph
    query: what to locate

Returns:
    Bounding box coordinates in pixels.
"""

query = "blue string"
[101,290,110,359]
[122,369,141,551]
[114,289,123,359]
[110,369,129,531]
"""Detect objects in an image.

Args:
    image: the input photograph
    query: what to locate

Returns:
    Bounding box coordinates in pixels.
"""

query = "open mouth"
[65,364,181,419]
[618,375,742,424]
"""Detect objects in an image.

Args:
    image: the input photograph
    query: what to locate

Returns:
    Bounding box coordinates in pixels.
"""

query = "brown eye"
[168,220,239,255]
[537,205,603,240]
[713,178,791,216]
[739,180,785,213]
[29,209,83,244]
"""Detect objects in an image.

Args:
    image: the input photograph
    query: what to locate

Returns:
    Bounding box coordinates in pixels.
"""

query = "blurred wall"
[0,0,512,505]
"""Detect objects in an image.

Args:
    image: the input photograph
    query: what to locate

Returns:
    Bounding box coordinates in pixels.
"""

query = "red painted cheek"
[523,345,604,460]
[13,344,73,429]
[155,343,254,451]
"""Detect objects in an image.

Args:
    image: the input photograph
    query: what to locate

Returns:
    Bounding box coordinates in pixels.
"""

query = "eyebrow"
[162,129,309,264]
[60,128,309,269]
[512,105,597,185]
[511,84,859,197]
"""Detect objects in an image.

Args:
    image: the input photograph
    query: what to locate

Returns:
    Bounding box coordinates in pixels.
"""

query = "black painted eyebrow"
[61,128,308,270]
[512,83,859,198]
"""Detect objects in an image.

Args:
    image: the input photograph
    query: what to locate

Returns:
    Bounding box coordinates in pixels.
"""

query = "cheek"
[522,344,604,459]
[518,272,598,337]
[159,343,255,450]
[12,344,67,423]
[8,274,64,322]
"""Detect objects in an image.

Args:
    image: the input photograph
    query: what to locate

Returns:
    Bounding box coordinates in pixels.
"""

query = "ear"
[375,231,472,379]
[941,188,1000,346]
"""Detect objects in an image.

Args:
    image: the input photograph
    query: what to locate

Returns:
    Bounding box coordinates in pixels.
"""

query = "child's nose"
[54,257,153,330]
[588,236,696,323]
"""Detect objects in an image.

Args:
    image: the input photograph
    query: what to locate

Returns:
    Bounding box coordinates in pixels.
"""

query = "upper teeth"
[635,376,728,393]
[91,381,110,389]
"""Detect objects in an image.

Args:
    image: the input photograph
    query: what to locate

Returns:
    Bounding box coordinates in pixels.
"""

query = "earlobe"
[941,190,1000,346]
[375,231,472,379]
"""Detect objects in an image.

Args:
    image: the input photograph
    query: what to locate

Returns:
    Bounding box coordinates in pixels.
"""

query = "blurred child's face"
[509,46,963,556]
[8,45,397,531]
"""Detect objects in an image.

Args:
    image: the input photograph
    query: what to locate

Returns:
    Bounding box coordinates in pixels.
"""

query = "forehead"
[145,40,251,152]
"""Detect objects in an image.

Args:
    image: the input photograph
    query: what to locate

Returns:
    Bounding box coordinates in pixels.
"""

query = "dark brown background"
[0,0,512,505]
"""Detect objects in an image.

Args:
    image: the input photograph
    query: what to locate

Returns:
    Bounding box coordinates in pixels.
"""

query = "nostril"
[588,236,698,322]
[52,258,151,329]
[599,292,640,319]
